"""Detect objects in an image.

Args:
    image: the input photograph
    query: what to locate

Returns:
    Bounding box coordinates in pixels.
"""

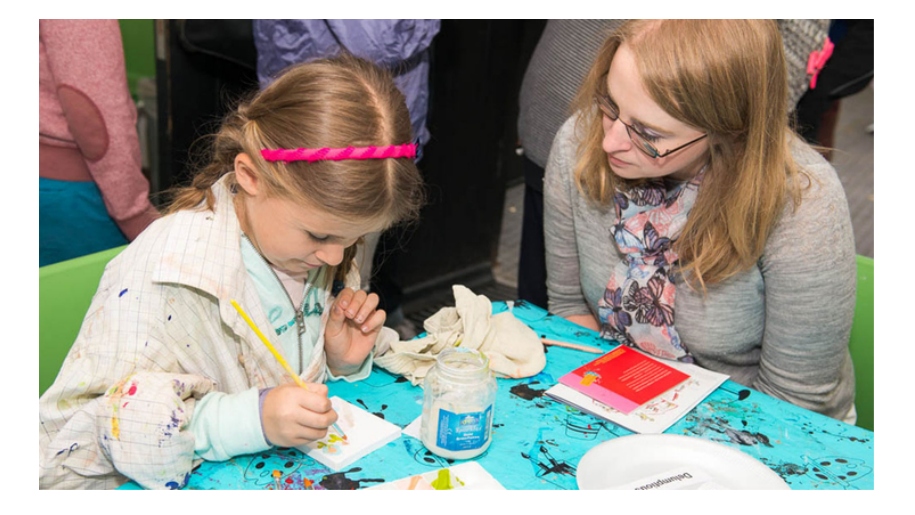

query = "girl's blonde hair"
[572,19,803,290]
[166,53,425,280]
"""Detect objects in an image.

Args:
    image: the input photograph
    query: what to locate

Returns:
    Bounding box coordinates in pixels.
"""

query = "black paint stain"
[319,467,385,490]
[414,449,455,467]
[689,415,774,449]
[771,462,808,477]
[812,429,871,444]
[275,447,299,458]
[565,416,602,438]
[523,445,576,478]
[510,383,545,401]
[725,428,773,447]
[354,398,387,419]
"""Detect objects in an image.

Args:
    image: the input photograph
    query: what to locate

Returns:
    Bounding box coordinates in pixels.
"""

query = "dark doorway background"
[155,19,547,312]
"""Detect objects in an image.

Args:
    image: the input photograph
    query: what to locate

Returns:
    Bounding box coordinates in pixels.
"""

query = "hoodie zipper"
[242,234,310,374]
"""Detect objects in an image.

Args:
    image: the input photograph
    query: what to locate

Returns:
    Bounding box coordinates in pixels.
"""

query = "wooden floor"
[493,81,875,291]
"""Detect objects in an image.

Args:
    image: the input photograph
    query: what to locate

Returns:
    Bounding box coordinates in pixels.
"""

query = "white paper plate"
[577,434,789,490]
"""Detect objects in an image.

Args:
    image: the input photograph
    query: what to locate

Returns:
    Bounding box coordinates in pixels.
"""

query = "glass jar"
[420,347,497,459]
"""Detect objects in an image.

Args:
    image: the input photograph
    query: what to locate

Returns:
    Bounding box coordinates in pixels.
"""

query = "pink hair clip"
[806,37,834,90]
[260,144,417,163]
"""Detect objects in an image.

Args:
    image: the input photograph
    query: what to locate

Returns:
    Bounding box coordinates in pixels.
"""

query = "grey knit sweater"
[543,115,857,421]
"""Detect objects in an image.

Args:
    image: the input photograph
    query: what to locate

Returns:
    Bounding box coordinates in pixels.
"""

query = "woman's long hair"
[572,19,802,290]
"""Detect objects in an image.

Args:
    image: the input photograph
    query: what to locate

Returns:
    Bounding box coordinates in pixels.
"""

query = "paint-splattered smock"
[38,175,363,489]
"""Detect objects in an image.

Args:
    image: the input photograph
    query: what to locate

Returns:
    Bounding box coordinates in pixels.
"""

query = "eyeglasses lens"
[596,95,660,158]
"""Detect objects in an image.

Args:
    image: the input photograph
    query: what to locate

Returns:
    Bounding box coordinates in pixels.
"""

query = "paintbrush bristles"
[332,422,348,440]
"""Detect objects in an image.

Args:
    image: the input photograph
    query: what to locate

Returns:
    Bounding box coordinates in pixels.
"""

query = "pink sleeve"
[40,19,159,240]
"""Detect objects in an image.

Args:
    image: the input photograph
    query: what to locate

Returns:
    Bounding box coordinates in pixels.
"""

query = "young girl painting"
[39,54,424,489]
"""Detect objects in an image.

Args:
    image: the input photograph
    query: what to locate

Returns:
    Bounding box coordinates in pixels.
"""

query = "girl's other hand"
[324,287,386,376]
[261,382,336,447]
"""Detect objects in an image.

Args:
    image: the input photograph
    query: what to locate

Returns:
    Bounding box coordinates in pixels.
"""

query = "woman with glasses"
[543,20,857,423]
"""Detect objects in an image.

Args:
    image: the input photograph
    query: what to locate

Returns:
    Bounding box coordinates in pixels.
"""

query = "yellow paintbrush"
[231,299,308,388]
[230,299,347,439]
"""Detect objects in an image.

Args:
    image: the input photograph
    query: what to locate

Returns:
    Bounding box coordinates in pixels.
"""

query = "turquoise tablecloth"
[121,301,874,490]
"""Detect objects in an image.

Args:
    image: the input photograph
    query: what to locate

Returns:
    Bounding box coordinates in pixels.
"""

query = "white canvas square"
[298,396,402,471]
[366,462,505,490]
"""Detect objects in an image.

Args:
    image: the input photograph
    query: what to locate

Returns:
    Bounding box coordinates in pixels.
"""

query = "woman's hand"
[566,313,600,331]
[261,382,337,448]
[323,287,385,376]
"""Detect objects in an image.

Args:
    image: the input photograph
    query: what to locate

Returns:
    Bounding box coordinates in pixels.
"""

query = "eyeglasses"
[595,94,708,159]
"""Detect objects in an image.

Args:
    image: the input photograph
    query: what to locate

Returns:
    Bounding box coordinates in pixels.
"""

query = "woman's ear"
[234,153,261,196]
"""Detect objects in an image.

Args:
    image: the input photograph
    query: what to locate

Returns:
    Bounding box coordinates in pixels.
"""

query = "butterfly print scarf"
[596,172,703,362]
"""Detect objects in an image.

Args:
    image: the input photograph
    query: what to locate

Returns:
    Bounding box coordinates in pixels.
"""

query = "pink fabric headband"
[260,144,417,163]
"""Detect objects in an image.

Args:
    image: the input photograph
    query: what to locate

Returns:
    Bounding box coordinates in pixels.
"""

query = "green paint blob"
[430,469,467,490]
[430,469,453,490]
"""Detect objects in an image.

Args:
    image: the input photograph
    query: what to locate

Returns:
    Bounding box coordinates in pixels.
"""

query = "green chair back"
[118,19,156,100]
[39,246,126,396]
[849,255,874,431]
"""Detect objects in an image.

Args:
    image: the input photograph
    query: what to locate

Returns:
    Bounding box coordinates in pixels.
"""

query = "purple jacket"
[253,20,440,150]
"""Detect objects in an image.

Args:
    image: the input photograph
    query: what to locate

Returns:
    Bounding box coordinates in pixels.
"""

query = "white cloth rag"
[373,285,546,385]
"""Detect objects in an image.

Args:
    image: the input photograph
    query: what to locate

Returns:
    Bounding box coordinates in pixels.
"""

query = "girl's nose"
[316,244,345,267]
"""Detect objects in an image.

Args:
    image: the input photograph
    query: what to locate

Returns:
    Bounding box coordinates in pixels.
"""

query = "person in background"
[544,20,856,422]
[517,19,829,309]
[253,19,441,339]
[39,54,424,489]
[39,19,160,267]
[795,19,874,160]
[517,20,624,308]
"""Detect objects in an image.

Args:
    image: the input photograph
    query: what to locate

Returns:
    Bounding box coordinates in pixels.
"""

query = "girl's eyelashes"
[307,232,331,242]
